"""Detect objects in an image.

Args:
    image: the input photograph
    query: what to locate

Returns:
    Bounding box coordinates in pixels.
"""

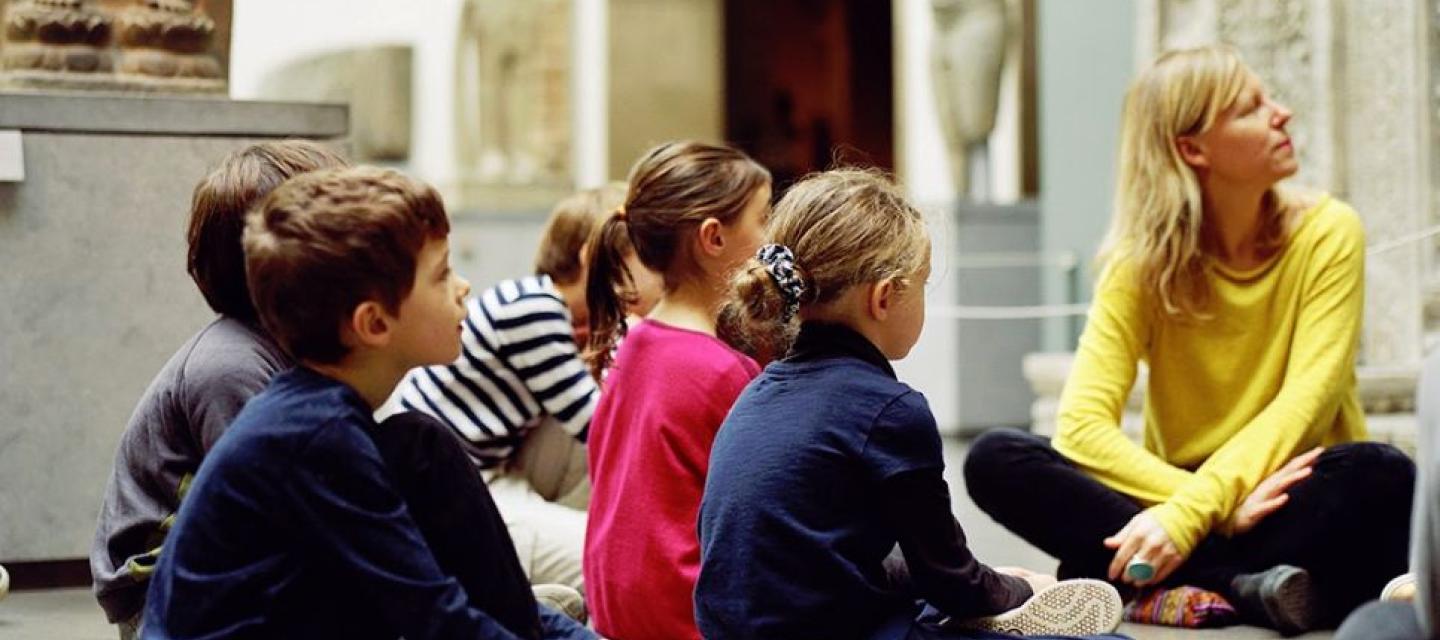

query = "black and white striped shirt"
[393,275,596,469]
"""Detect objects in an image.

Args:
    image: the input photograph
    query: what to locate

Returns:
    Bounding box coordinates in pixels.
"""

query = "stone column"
[1339,1,1427,369]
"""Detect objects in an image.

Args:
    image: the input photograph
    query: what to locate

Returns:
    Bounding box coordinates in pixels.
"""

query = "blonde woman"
[963,45,1414,635]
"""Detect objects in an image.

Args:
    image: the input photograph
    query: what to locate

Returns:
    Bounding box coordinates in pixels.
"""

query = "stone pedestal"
[0,93,345,562]
[952,200,1043,431]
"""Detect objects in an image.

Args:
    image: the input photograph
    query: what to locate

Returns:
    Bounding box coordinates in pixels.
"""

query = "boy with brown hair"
[91,140,348,638]
[141,166,595,639]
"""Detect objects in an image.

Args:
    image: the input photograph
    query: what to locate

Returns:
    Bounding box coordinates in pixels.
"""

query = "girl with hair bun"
[697,169,1124,639]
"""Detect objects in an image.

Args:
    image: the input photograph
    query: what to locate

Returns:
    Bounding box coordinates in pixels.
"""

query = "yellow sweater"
[1054,195,1367,555]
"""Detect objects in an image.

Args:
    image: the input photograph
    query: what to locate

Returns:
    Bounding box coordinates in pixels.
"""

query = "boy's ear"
[1175,135,1209,169]
[866,278,897,322]
[696,217,726,258]
[348,301,392,349]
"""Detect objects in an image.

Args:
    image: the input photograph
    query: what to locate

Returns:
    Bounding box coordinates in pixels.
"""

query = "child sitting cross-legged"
[141,166,596,639]
[697,169,1127,640]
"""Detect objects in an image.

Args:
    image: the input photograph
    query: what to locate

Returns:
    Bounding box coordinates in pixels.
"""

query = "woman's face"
[1184,73,1297,186]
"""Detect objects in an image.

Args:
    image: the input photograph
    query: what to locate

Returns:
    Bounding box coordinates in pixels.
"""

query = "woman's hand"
[1104,511,1184,587]
[994,566,1057,594]
[1229,446,1322,535]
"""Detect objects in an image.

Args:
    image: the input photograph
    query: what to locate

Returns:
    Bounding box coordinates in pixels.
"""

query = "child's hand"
[1230,446,1322,535]
[1104,511,1183,587]
[994,566,1057,594]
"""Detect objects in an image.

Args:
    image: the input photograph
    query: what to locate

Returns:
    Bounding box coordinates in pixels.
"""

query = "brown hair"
[534,182,627,284]
[718,169,928,360]
[187,140,349,322]
[583,140,771,378]
[243,166,451,364]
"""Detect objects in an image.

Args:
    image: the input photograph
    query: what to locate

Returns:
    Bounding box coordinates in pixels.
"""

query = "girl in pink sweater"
[581,141,771,640]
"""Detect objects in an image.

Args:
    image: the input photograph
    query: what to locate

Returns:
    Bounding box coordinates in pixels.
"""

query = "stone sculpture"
[931,0,1009,199]
[0,0,228,92]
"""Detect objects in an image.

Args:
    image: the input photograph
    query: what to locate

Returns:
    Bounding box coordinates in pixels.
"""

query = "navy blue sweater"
[696,323,1031,639]
[142,367,523,640]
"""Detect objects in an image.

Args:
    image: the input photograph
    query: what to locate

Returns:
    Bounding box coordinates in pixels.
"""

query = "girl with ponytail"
[580,140,770,640]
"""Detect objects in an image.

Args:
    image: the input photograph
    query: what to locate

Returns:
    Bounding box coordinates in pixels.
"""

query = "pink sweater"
[584,320,760,640]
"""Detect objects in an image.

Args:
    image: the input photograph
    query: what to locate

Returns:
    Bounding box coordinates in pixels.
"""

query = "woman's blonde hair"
[718,169,929,360]
[1100,44,1298,318]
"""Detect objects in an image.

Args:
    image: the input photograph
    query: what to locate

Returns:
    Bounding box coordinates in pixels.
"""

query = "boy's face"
[390,236,471,368]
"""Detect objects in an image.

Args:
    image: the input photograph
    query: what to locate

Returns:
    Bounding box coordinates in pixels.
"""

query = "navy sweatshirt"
[696,323,1031,639]
[142,367,525,640]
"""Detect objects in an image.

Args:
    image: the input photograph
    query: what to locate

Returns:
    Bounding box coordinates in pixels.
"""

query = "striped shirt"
[393,275,596,469]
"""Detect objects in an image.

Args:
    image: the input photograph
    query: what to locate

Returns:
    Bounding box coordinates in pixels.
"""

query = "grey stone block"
[0,97,346,562]
[0,93,347,138]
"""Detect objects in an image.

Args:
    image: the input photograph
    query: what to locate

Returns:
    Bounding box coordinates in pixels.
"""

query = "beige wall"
[607,0,724,178]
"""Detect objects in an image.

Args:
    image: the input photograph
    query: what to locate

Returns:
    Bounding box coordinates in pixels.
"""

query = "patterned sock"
[1123,585,1239,628]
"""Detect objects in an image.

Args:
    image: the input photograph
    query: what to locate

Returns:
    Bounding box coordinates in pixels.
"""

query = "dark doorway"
[724,0,895,193]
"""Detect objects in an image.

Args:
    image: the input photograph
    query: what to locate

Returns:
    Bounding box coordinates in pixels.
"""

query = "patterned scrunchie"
[756,243,806,322]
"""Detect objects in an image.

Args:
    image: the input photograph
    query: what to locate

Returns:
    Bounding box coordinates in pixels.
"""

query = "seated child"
[581,141,771,640]
[697,169,1125,639]
[90,140,347,638]
[141,166,595,639]
[384,183,660,591]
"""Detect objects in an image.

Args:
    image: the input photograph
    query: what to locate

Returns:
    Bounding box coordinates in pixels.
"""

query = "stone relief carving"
[1,0,112,80]
[0,0,227,92]
[453,0,570,189]
[114,0,221,84]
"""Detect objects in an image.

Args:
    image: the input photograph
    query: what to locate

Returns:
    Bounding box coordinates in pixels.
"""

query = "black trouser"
[372,411,543,639]
[963,429,1415,628]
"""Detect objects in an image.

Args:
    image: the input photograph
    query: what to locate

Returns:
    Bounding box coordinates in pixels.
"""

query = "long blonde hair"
[717,169,929,361]
[1099,45,1297,318]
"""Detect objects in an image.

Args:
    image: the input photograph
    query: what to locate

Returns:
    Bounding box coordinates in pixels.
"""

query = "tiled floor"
[0,437,1341,639]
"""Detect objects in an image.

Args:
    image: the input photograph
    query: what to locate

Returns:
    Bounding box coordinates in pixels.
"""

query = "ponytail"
[583,210,634,379]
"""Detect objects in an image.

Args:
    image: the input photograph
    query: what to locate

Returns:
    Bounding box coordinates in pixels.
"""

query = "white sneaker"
[0,564,9,601]
[962,579,1124,636]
